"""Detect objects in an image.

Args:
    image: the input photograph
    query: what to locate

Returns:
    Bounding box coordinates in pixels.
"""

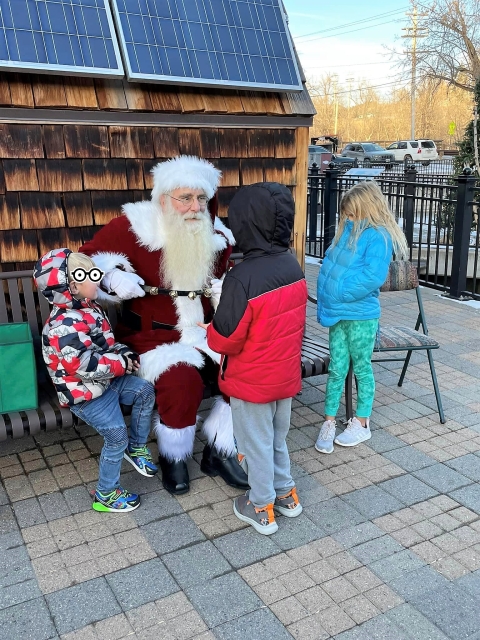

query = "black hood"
[227,182,295,257]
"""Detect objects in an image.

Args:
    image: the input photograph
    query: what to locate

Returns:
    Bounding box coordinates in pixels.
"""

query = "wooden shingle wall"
[0,73,315,117]
[0,123,301,271]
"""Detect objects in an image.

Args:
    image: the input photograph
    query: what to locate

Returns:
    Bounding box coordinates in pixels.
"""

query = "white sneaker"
[315,419,336,454]
[334,418,371,447]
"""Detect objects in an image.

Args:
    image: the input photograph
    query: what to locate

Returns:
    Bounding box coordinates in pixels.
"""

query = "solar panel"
[0,0,124,77]
[111,0,302,91]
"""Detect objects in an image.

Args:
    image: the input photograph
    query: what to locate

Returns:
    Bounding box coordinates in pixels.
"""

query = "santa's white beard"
[160,201,217,291]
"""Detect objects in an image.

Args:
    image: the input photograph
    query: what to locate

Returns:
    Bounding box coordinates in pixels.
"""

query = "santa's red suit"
[80,156,248,495]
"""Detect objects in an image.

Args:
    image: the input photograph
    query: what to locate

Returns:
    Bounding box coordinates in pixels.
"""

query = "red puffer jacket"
[206,183,307,403]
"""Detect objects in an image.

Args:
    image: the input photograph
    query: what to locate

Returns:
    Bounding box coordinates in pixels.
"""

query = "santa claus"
[80,155,248,495]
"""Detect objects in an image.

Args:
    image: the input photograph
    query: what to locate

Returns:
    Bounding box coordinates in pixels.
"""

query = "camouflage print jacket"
[34,248,133,407]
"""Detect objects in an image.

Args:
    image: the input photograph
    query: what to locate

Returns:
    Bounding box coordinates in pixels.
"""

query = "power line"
[299,17,406,44]
[294,7,409,39]
[310,79,410,98]
[306,61,394,70]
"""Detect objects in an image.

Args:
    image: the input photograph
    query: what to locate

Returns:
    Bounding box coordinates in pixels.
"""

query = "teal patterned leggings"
[325,319,379,418]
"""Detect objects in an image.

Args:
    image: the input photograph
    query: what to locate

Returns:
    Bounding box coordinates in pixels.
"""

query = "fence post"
[449,168,476,299]
[324,165,340,251]
[308,163,320,252]
[403,164,417,256]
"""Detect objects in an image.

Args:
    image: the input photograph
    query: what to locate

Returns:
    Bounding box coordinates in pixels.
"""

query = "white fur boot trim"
[202,396,235,457]
[152,415,196,462]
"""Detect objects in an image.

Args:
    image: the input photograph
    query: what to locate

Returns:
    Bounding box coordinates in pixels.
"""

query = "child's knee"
[328,362,350,380]
[102,425,129,450]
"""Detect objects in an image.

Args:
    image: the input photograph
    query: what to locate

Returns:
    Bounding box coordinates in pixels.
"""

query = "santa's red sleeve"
[80,216,139,302]
[81,216,138,273]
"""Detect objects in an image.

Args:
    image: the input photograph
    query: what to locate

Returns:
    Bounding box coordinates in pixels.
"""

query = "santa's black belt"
[120,309,175,332]
[141,285,212,300]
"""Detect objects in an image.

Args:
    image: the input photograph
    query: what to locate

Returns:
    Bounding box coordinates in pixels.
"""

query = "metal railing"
[306,164,480,299]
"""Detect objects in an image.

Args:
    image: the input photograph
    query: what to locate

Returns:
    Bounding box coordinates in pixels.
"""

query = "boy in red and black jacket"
[205,182,308,535]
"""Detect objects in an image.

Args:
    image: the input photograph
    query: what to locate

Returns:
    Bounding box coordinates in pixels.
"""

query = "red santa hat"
[151,155,222,203]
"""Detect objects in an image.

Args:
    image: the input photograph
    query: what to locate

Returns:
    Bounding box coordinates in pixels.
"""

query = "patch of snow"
[435,294,480,309]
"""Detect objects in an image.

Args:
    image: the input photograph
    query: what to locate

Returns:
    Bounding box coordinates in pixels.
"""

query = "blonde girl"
[315,180,408,453]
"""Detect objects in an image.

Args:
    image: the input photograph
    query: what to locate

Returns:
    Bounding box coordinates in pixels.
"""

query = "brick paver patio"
[1,263,480,639]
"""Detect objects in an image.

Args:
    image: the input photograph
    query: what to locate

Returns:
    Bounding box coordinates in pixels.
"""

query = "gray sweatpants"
[230,397,295,508]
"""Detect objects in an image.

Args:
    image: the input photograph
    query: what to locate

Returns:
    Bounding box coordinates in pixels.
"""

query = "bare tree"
[403,0,480,92]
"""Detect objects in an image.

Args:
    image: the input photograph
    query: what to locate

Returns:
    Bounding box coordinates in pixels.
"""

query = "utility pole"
[402,4,427,139]
[333,74,339,135]
[346,77,354,140]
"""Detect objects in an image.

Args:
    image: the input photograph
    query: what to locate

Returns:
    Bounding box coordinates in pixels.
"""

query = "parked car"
[341,142,395,168]
[308,145,332,170]
[308,145,358,172]
[386,140,439,166]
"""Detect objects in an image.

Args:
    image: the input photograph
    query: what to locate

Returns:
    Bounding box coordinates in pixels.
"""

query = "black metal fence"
[306,164,480,299]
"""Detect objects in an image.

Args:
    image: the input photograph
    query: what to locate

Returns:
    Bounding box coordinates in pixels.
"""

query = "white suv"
[386,140,439,166]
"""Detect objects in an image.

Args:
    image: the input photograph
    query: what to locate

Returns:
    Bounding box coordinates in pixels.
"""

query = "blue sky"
[283,0,411,93]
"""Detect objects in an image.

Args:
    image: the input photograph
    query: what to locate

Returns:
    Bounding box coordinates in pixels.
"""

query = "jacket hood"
[227,182,294,256]
[33,248,76,309]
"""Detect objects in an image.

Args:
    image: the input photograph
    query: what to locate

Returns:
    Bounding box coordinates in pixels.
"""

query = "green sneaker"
[92,487,140,513]
[124,445,158,477]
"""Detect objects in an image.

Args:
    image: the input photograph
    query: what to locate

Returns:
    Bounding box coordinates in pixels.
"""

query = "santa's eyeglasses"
[71,268,104,283]
[167,194,209,206]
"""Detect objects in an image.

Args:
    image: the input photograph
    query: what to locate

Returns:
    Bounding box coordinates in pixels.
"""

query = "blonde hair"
[333,180,409,259]
[67,252,96,282]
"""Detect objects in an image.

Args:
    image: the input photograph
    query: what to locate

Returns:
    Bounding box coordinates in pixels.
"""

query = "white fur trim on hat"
[151,156,222,202]
[202,397,235,456]
[152,415,196,461]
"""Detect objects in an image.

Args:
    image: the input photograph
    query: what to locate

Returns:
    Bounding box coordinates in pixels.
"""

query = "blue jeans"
[70,376,155,493]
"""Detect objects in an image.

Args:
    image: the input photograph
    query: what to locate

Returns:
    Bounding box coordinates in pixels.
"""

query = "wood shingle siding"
[0,123,307,268]
[0,193,19,230]
[3,159,39,191]
[64,125,110,159]
[0,71,314,270]
[0,124,44,158]
[0,73,315,117]
[20,193,64,229]
[36,159,83,192]
[63,192,94,228]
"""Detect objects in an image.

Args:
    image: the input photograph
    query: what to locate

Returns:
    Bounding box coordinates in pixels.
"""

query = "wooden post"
[293,126,309,269]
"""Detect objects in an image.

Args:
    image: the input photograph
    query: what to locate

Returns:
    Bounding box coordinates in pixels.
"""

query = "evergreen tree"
[454,79,480,176]
[437,81,479,241]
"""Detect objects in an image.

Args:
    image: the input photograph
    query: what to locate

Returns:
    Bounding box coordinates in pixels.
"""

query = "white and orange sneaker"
[274,487,303,518]
[233,492,278,535]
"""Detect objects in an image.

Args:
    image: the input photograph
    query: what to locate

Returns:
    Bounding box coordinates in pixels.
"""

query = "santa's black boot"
[201,444,249,489]
[158,455,190,495]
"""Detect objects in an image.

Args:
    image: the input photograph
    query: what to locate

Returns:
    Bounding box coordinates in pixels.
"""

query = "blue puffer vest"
[317,220,393,327]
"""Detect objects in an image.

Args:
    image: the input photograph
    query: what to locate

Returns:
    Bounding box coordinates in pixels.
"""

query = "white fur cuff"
[90,252,135,303]
[153,415,196,461]
[202,396,235,456]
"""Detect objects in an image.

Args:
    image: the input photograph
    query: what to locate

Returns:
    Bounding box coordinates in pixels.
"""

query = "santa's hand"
[103,269,145,299]
[197,322,210,330]
[210,277,224,311]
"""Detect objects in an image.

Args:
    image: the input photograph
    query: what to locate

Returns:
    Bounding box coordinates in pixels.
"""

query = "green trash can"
[0,323,38,414]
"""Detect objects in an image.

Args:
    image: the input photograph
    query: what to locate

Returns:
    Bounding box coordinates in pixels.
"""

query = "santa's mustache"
[182,212,207,221]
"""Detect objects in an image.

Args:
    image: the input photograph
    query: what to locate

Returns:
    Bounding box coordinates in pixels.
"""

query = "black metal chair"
[373,260,445,423]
